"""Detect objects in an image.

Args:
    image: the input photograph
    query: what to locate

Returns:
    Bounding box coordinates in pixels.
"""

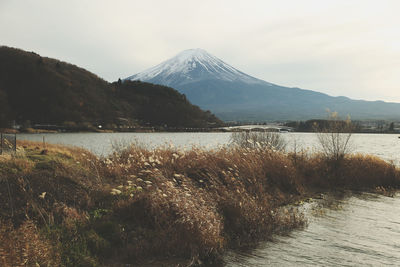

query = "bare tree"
[314,112,354,161]
[230,130,287,151]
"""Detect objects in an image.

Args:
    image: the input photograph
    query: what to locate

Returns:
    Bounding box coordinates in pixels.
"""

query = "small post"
[0,133,3,155]
[14,133,17,154]
[43,136,46,149]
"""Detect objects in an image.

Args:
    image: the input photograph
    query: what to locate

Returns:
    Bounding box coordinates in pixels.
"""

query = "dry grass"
[0,220,60,266]
[342,154,399,189]
[0,141,399,266]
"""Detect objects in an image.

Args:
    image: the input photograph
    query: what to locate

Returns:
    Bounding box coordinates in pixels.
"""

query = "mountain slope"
[0,46,222,128]
[127,49,400,121]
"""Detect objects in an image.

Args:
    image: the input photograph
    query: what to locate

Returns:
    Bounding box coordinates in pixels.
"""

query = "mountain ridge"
[127,49,400,121]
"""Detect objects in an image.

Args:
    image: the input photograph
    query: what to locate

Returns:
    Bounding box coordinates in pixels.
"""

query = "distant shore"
[0,127,228,134]
[2,127,399,135]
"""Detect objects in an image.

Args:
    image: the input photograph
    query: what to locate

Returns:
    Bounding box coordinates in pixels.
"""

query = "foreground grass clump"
[0,141,399,266]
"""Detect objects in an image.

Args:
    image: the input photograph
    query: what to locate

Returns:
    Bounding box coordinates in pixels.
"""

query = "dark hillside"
[115,80,222,128]
[0,46,117,125]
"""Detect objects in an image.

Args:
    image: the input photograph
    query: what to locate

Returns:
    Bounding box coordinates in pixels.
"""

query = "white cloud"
[1,0,399,101]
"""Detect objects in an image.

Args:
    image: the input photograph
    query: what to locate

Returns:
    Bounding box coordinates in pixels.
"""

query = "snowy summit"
[126,48,267,87]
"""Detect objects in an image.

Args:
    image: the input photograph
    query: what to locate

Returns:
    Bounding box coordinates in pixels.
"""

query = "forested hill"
[0,46,223,129]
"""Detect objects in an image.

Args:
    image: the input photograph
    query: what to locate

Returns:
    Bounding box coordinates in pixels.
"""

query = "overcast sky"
[1,0,400,102]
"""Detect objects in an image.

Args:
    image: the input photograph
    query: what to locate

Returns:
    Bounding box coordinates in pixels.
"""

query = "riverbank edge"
[1,127,232,134]
[1,141,399,266]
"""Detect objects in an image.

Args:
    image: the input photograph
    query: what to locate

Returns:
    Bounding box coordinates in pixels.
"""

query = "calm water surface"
[17,132,400,266]
[18,132,232,155]
[17,132,400,163]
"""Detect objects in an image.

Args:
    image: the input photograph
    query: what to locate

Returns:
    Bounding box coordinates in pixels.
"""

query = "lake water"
[17,132,400,266]
[18,132,233,155]
[17,132,400,164]
[224,192,400,266]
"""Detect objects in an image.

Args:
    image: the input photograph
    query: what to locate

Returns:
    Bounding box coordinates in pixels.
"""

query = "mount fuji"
[127,49,400,121]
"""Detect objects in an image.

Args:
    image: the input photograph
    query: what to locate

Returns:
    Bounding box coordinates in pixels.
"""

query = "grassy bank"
[0,141,399,266]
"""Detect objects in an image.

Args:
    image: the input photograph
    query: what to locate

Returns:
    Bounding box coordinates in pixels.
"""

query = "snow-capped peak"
[126,49,269,86]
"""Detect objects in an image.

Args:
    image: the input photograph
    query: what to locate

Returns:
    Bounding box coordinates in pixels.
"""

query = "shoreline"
[2,127,400,135]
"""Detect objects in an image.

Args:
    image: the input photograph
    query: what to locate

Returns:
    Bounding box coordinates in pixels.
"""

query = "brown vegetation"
[0,140,399,266]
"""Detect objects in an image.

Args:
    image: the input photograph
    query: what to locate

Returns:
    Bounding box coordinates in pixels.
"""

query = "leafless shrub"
[110,139,126,154]
[111,138,138,154]
[230,130,287,151]
[314,112,354,161]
